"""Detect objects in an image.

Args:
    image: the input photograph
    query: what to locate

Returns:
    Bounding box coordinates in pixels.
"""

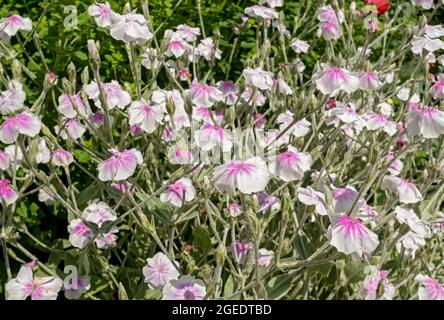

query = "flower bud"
[67,62,76,88]
[12,59,22,79]
[62,77,73,96]
[87,40,101,69]
[81,67,89,85]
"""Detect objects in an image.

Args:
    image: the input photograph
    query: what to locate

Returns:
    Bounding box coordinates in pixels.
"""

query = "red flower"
[366,0,390,15]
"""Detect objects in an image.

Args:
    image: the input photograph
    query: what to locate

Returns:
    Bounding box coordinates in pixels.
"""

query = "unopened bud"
[62,78,73,96]
[12,59,22,79]
[87,40,101,68]
[67,62,76,88]
[81,67,89,85]
[33,32,42,51]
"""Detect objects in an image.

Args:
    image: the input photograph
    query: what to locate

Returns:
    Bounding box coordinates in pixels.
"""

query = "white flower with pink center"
[290,38,310,53]
[0,15,32,39]
[165,31,190,58]
[160,178,196,208]
[52,148,73,167]
[152,89,185,111]
[5,266,62,300]
[109,12,152,45]
[312,65,359,96]
[225,203,243,217]
[242,67,274,91]
[406,106,444,138]
[269,146,312,182]
[64,275,91,300]
[333,186,363,214]
[168,145,194,165]
[129,100,166,133]
[83,202,117,226]
[358,203,379,222]
[143,252,180,289]
[244,5,278,20]
[192,106,221,123]
[190,82,223,107]
[162,275,206,300]
[363,111,397,136]
[383,153,403,176]
[396,231,425,258]
[431,74,444,99]
[361,268,395,300]
[319,21,342,40]
[197,37,221,61]
[0,80,26,115]
[0,178,18,205]
[395,206,431,238]
[382,176,423,204]
[56,118,86,141]
[194,123,233,152]
[68,219,94,249]
[176,24,200,42]
[257,248,274,267]
[97,148,143,181]
[415,275,444,300]
[212,157,270,194]
[88,2,113,28]
[298,186,329,216]
[329,215,379,257]
[84,80,131,110]
[0,111,41,144]
[358,71,382,91]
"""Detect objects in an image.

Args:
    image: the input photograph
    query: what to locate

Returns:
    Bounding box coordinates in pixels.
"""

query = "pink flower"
[319,21,342,40]
[312,65,359,96]
[358,71,382,91]
[0,15,32,39]
[162,276,206,300]
[212,157,271,194]
[88,2,113,28]
[276,111,311,137]
[52,148,73,167]
[109,12,152,45]
[152,89,184,111]
[64,275,91,300]
[383,153,404,176]
[431,74,444,99]
[257,248,274,267]
[269,146,312,182]
[176,24,200,42]
[190,82,223,107]
[415,275,444,300]
[194,123,233,152]
[5,266,62,300]
[160,178,196,207]
[329,215,379,257]
[317,5,343,25]
[84,80,131,110]
[57,94,87,118]
[97,148,143,181]
[326,102,359,125]
[361,268,395,300]
[243,67,274,91]
[143,252,180,289]
[129,100,166,133]
[0,80,26,115]
[298,186,329,216]
[0,112,41,144]
[382,176,423,204]
[67,219,93,249]
[395,206,431,238]
[0,150,11,170]
[241,88,267,106]
[406,106,444,139]
[225,203,243,217]
[0,178,18,205]
[232,240,253,264]
[217,81,239,105]
[244,5,278,20]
